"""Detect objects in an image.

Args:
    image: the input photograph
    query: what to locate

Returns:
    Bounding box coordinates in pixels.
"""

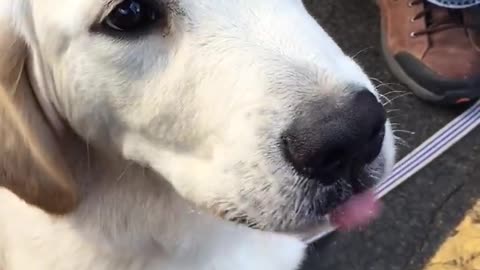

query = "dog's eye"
[102,0,165,33]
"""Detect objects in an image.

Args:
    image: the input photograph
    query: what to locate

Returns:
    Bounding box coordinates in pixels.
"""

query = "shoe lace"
[409,0,479,37]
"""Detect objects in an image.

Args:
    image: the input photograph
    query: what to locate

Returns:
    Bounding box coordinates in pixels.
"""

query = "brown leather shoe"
[378,0,480,105]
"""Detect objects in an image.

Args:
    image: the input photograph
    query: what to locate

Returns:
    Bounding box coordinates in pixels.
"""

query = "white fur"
[0,0,396,269]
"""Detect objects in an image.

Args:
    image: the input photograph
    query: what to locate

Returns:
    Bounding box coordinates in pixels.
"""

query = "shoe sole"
[374,0,480,105]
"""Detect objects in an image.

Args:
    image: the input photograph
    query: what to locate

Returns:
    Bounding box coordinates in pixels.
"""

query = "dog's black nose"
[281,90,386,188]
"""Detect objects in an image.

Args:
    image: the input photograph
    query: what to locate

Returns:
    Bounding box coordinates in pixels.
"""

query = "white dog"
[0,0,396,269]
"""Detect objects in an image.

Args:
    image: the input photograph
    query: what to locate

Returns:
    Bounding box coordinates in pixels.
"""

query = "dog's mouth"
[212,152,388,239]
[284,189,380,242]
[218,161,385,239]
[223,188,381,237]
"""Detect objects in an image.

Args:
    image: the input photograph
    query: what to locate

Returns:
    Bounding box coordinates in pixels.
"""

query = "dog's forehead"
[36,0,298,23]
[29,0,102,34]
[30,0,170,31]
[29,0,308,36]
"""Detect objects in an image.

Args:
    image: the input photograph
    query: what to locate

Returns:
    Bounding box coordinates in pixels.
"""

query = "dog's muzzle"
[280,89,386,230]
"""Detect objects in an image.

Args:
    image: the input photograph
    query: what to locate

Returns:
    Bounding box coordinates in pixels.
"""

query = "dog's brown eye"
[103,0,165,33]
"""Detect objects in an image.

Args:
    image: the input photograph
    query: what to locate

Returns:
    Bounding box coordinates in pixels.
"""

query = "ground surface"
[300,1,480,270]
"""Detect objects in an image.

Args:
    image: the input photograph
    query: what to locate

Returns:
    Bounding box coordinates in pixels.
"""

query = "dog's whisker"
[392,134,411,148]
[85,139,92,180]
[388,92,414,103]
[370,77,403,89]
[382,90,408,96]
[371,80,410,106]
[350,46,374,60]
[393,129,416,135]
[369,77,383,84]
[387,109,401,114]
[377,92,392,106]
[374,83,408,99]
[375,83,403,90]
[115,162,134,182]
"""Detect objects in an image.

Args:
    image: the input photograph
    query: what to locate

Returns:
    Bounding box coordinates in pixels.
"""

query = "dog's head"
[0,0,395,232]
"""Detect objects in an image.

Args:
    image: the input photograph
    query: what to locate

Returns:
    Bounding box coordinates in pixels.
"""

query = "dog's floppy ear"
[0,22,78,214]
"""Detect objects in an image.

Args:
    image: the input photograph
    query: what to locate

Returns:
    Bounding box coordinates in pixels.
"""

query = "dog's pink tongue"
[330,190,380,231]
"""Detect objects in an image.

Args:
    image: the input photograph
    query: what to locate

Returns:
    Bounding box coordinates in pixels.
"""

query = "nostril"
[364,124,386,163]
[369,121,385,143]
[281,133,344,180]
[281,134,311,174]
[313,148,346,173]
[281,134,299,165]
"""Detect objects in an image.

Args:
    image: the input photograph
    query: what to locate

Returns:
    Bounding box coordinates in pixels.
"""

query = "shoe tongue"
[430,5,450,22]
[427,2,458,26]
[424,2,469,45]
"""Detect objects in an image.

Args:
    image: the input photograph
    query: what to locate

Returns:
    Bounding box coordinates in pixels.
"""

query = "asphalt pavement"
[300,1,480,269]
